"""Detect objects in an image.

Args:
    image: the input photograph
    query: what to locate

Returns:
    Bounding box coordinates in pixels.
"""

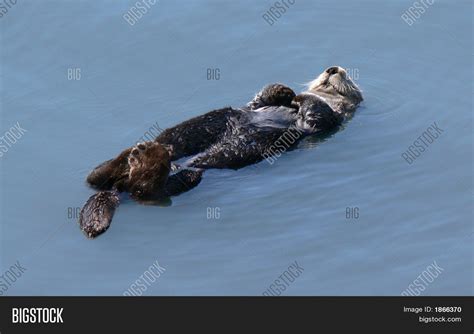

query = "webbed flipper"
[78,190,120,238]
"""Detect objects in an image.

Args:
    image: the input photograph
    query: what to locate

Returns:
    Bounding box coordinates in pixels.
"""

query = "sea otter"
[80,66,363,238]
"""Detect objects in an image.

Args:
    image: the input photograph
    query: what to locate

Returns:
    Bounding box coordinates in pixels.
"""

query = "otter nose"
[326,66,339,75]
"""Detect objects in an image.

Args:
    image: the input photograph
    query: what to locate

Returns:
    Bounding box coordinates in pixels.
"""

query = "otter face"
[307,66,363,107]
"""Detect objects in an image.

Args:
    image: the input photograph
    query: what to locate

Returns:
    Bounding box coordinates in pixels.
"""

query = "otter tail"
[78,190,121,239]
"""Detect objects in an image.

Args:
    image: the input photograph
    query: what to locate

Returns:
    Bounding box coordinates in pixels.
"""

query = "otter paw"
[170,163,181,172]
[248,83,296,109]
[264,84,296,106]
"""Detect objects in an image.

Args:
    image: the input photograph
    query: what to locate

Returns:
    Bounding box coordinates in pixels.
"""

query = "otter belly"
[247,106,298,129]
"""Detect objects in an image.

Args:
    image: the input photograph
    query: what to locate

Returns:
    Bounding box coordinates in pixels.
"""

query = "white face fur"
[306,66,363,108]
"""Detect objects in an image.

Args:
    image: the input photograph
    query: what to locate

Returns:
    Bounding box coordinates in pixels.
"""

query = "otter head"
[306,66,363,113]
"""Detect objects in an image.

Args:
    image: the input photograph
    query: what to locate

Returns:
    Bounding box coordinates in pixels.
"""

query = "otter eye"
[326,67,338,75]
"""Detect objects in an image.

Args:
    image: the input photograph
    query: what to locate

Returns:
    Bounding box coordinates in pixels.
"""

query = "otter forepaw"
[170,163,181,172]
[247,83,296,109]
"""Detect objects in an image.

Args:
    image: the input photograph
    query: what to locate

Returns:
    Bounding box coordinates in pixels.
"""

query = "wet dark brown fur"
[86,141,199,201]
[81,75,362,238]
[82,141,203,238]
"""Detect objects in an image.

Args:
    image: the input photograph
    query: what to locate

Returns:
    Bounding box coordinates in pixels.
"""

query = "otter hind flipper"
[78,190,120,238]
